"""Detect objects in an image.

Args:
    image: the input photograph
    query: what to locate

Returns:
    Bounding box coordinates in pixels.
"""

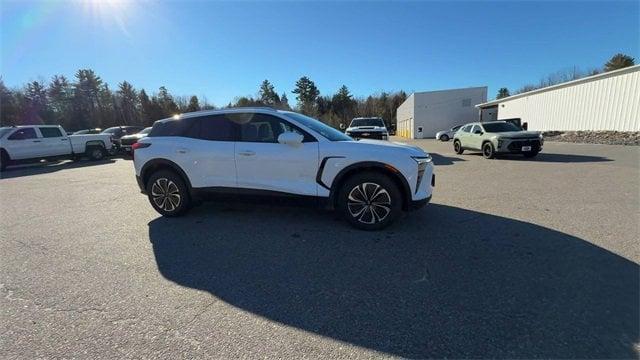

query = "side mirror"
[277,132,304,146]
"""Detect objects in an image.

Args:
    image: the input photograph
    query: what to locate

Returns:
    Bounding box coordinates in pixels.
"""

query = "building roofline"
[476,65,640,108]
[409,86,487,97]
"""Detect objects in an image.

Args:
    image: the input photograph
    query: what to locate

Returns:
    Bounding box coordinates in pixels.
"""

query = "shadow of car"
[148,203,638,359]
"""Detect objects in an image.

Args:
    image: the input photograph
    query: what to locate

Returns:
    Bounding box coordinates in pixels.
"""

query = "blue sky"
[1,0,638,105]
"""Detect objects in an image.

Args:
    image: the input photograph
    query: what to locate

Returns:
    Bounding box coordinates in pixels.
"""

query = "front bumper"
[496,138,543,153]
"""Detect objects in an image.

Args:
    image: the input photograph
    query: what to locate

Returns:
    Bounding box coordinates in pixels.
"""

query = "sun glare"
[78,0,134,37]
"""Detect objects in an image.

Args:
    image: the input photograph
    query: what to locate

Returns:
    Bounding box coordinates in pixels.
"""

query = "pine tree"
[187,95,200,112]
[496,88,510,99]
[292,76,320,115]
[604,53,635,72]
[259,80,280,106]
[117,81,139,125]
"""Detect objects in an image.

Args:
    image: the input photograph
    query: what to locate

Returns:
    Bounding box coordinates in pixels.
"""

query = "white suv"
[132,108,434,230]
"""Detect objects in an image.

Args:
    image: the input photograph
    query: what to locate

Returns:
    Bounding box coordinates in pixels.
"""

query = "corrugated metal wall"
[497,67,639,131]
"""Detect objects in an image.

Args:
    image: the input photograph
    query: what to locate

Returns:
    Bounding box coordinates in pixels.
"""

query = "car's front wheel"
[454,140,464,154]
[146,170,191,217]
[482,142,495,159]
[338,172,402,230]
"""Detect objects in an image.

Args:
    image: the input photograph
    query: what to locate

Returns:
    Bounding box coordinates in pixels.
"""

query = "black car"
[119,127,152,153]
[101,126,145,153]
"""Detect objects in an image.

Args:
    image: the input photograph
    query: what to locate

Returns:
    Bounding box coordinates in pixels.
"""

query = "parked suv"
[133,108,434,230]
[345,117,389,140]
[453,121,543,159]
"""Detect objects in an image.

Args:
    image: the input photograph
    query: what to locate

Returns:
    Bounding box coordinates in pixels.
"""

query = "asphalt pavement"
[1,139,638,358]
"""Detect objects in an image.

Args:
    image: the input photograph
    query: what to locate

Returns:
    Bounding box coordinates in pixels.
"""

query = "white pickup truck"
[0,125,113,171]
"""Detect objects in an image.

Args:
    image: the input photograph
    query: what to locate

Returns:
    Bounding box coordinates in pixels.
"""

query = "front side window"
[39,127,63,138]
[283,112,350,141]
[8,128,37,140]
[237,113,312,143]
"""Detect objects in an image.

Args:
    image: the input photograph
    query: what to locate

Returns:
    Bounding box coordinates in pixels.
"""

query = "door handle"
[238,150,255,156]
[176,148,189,154]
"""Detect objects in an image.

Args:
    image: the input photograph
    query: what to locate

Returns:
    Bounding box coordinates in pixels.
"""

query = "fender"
[325,160,412,210]
[140,158,193,190]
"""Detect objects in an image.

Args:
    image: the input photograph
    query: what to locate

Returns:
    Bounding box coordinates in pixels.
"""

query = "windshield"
[0,127,14,138]
[350,118,385,127]
[139,127,152,135]
[482,122,522,132]
[283,112,352,141]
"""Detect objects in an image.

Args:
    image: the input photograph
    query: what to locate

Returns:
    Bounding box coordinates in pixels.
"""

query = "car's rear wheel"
[146,170,191,217]
[454,140,464,154]
[338,172,402,230]
[440,134,449,141]
[482,142,495,159]
[87,146,105,161]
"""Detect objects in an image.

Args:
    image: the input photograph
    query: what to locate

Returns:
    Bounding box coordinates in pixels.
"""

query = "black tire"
[146,170,191,217]
[87,146,105,161]
[482,142,495,159]
[337,171,402,231]
[523,151,539,158]
[0,150,9,171]
[454,140,464,154]
[440,134,449,142]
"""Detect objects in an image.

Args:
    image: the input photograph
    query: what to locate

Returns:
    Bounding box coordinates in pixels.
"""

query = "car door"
[234,113,320,196]
[469,125,483,150]
[457,125,472,148]
[4,127,44,160]
[172,115,238,188]
[38,127,69,156]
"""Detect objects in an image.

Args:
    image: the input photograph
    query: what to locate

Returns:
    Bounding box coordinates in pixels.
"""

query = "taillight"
[131,142,150,151]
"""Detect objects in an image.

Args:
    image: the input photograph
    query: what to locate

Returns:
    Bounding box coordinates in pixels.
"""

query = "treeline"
[0,70,407,131]
[496,53,636,99]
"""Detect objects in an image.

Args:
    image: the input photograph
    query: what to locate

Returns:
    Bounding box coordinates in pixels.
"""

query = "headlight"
[412,155,432,165]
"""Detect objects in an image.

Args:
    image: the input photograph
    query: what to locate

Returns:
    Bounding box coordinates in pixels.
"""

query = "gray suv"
[453,121,544,159]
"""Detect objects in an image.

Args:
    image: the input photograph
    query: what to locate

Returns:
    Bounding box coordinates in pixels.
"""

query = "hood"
[354,139,427,156]
[491,131,541,138]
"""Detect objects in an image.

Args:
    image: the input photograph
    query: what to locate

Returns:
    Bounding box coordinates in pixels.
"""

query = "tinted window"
[192,115,238,141]
[148,119,195,137]
[471,125,482,134]
[101,127,124,137]
[461,125,472,133]
[482,122,521,132]
[8,128,37,140]
[40,127,63,138]
[452,125,461,131]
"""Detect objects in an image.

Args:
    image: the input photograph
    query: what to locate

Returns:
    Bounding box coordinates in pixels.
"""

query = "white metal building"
[476,65,640,131]
[396,87,487,138]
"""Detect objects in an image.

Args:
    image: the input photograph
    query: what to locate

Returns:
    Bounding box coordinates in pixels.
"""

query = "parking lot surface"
[1,139,638,358]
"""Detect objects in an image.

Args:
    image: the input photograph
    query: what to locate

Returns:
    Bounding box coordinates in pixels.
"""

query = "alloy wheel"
[151,178,181,212]
[347,182,391,224]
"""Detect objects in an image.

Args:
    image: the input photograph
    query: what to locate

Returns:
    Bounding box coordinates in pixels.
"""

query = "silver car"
[435,125,462,141]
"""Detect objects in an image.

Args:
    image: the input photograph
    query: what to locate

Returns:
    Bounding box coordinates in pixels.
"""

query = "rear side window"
[192,115,239,141]
[40,127,63,138]
[148,119,195,137]
[8,128,37,140]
